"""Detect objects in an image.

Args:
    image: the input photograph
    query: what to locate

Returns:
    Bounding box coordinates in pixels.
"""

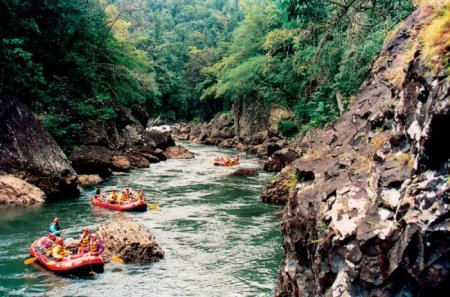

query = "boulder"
[69,146,114,177]
[140,152,160,163]
[111,155,131,172]
[97,221,164,264]
[126,152,150,168]
[78,174,103,186]
[218,139,234,149]
[263,148,300,172]
[0,94,79,199]
[165,145,195,159]
[146,130,175,150]
[150,148,167,161]
[229,168,259,177]
[0,172,46,204]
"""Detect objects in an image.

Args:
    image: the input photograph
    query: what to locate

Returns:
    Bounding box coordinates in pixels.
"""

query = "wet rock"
[0,94,79,199]
[229,168,259,177]
[0,172,45,204]
[78,174,103,186]
[98,220,164,264]
[164,145,195,159]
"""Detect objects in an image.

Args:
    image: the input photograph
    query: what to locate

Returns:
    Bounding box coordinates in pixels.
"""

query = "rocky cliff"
[0,94,79,200]
[274,3,450,296]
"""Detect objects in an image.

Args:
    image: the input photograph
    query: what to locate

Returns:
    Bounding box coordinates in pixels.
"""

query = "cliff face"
[0,94,79,199]
[275,4,450,296]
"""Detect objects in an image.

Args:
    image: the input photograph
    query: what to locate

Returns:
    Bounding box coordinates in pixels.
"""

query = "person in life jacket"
[135,188,144,202]
[118,190,127,204]
[95,187,101,199]
[109,190,118,204]
[48,217,63,236]
[77,228,91,255]
[42,233,56,256]
[86,234,105,256]
[52,237,72,261]
[126,188,134,200]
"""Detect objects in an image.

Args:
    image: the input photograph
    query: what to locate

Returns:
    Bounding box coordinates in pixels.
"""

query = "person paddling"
[48,217,63,237]
[109,190,118,204]
[77,228,91,255]
[86,234,105,256]
[52,237,72,261]
[135,188,144,202]
[42,233,57,256]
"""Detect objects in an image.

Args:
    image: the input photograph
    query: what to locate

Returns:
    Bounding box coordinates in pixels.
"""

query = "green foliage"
[203,0,414,133]
[278,119,299,138]
[0,0,158,147]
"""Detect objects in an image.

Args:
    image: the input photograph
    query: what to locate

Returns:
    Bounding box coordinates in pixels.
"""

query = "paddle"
[23,257,37,265]
[104,248,124,264]
[111,255,124,264]
[150,203,158,210]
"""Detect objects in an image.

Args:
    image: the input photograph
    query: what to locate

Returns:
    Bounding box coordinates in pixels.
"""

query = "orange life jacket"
[90,240,99,252]
[80,235,90,247]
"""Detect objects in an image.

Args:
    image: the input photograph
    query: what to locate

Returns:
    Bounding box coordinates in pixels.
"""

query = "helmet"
[91,234,97,239]
[82,228,89,233]
[49,233,56,240]
[54,217,59,223]
[56,238,63,245]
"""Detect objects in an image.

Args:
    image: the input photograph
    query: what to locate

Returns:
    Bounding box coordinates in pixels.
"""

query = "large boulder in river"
[0,94,79,199]
[164,145,195,159]
[98,221,164,264]
[69,146,115,177]
[146,130,175,150]
[78,174,103,186]
[0,172,46,204]
[229,168,258,177]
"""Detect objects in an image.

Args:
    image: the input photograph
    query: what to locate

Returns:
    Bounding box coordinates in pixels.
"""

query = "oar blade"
[150,204,158,210]
[111,256,124,264]
[24,257,37,265]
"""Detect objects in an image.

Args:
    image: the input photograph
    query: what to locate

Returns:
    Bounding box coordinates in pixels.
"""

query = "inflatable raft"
[30,237,104,275]
[91,197,147,211]
[213,160,240,166]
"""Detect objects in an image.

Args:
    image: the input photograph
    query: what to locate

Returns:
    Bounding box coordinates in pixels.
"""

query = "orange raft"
[30,237,104,275]
[91,197,147,211]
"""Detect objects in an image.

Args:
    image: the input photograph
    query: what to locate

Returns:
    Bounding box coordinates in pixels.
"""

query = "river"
[0,142,283,297]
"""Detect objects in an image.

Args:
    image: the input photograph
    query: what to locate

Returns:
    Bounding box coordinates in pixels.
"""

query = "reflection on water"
[0,142,282,296]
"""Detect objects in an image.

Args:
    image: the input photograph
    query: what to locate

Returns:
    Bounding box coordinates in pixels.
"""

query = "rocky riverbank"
[0,94,79,201]
[270,4,450,296]
[172,113,289,158]
[0,93,195,202]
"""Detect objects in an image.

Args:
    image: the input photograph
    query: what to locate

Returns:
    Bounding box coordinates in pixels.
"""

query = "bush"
[278,119,299,138]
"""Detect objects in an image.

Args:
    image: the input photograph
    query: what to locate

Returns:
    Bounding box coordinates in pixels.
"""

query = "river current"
[0,142,283,297]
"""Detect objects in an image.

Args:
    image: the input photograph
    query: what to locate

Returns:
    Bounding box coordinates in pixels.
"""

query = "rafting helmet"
[82,228,89,233]
[91,233,97,240]
[49,233,56,240]
[56,238,63,245]
[54,217,59,223]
